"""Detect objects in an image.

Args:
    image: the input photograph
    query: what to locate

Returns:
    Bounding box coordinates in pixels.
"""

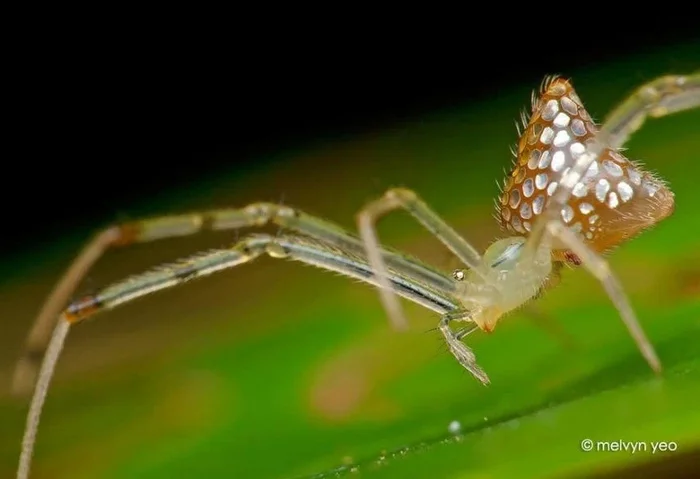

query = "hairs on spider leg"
[275,192,288,237]
[428,336,452,363]
[423,325,441,334]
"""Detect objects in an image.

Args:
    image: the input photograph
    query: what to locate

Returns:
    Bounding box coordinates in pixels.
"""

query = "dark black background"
[5,29,698,257]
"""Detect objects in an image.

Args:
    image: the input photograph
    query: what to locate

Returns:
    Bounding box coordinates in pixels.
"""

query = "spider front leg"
[545,219,661,372]
[14,202,453,396]
[17,232,461,479]
[357,187,486,331]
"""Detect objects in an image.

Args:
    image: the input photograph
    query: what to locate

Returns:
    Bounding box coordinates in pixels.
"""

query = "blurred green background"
[1,44,699,479]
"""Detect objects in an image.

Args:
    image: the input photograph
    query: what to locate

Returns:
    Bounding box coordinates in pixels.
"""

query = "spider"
[13,72,699,479]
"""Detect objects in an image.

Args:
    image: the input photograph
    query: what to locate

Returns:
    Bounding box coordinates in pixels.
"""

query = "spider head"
[456,236,552,332]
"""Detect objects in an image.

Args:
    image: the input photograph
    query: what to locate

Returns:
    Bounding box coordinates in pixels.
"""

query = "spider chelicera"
[14,72,700,479]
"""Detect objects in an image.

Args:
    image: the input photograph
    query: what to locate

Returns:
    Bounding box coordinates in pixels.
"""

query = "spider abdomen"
[497,76,675,259]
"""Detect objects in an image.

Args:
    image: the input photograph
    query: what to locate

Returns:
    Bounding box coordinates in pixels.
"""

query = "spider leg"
[63,233,460,325]
[599,72,700,151]
[14,203,453,396]
[545,219,661,373]
[17,232,461,479]
[357,187,486,332]
[455,324,478,340]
